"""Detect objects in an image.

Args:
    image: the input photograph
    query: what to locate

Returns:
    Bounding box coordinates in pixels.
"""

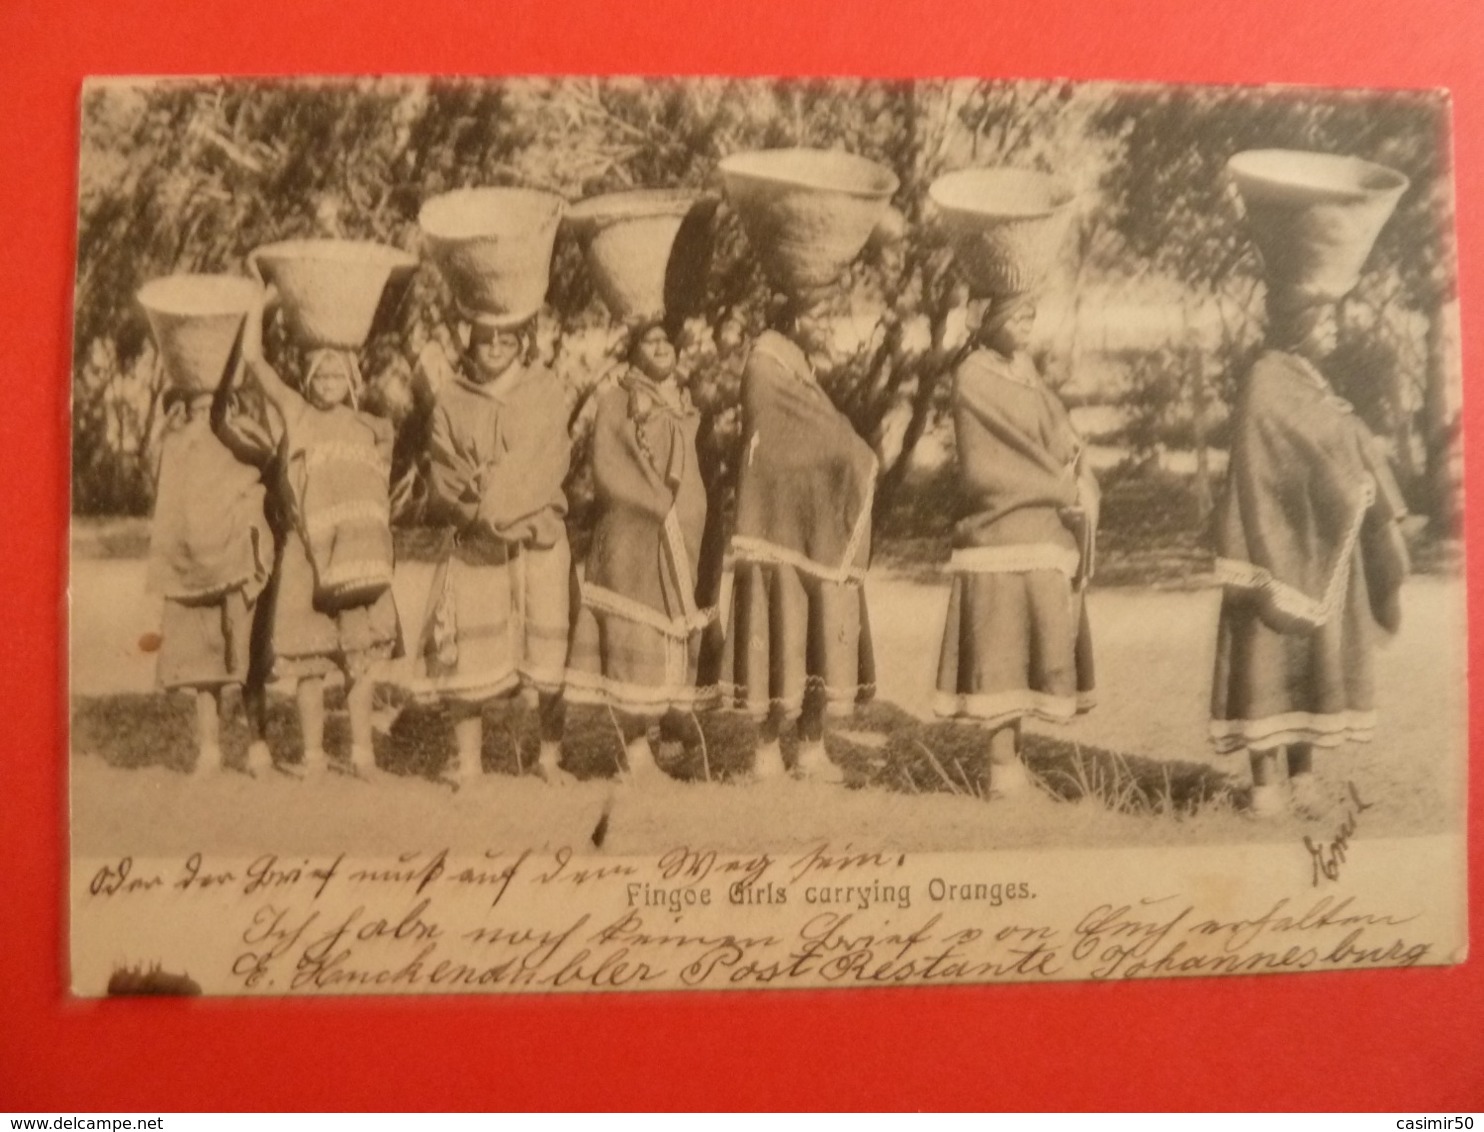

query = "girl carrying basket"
[1211,151,1412,818]
[563,189,717,782]
[928,168,1099,800]
[228,239,411,777]
[712,148,898,782]
[414,188,574,787]
[140,274,273,774]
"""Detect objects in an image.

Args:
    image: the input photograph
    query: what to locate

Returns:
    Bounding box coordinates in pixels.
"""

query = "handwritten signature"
[1303,782,1376,887]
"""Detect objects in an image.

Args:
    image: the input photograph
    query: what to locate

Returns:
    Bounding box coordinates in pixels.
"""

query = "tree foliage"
[72,77,1459,537]
[1090,84,1457,525]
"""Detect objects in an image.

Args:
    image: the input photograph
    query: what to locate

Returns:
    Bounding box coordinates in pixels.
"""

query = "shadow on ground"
[71,689,1242,818]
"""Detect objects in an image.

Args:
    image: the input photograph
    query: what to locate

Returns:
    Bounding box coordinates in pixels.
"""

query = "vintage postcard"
[68,75,1466,996]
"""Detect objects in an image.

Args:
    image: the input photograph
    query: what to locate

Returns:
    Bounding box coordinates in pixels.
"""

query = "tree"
[73,76,1456,541]
[521,77,1113,516]
[75,76,1117,524]
[74,78,433,513]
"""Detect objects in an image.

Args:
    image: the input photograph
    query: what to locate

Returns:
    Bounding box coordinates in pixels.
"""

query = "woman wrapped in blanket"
[565,322,714,782]
[227,302,402,777]
[413,317,574,787]
[717,317,877,782]
[1209,299,1409,817]
[934,292,1099,799]
[147,384,273,774]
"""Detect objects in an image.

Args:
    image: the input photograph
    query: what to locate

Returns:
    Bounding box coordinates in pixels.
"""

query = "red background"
[2,0,1481,1111]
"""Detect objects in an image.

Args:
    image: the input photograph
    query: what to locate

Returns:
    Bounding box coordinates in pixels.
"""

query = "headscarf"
[1266,298,1336,353]
[979,291,1035,343]
[624,317,670,362]
[623,320,688,398]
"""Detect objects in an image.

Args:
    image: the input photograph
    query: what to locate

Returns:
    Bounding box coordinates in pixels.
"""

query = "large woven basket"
[418,188,564,327]
[1228,150,1408,308]
[137,274,261,392]
[929,168,1074,298]
[249,239,416,349]
[718,148,898,299]
[566,189,698,323]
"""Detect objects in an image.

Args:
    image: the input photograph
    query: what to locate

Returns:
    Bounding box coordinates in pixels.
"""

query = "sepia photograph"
[68,74,1467,997]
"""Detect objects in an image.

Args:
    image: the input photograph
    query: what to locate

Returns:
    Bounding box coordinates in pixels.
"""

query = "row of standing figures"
[157,304,1019,795]
[138,148,1415,820]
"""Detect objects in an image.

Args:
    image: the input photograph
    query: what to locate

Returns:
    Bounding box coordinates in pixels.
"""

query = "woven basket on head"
[566,189,699,324]
[418,187,564,328]
[249,239,417,350]
[137,274,261,392]
[718,148,898,300]
[1228,150,1408,309]
[929,168,1074,298]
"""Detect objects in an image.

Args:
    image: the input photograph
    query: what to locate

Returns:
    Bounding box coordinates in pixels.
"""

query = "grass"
[70,688,1245,821]
[868,702,1240,819]
[1089,466,1215,589]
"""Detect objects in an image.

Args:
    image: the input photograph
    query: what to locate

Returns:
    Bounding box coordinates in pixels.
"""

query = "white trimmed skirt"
[934,568,1095,726]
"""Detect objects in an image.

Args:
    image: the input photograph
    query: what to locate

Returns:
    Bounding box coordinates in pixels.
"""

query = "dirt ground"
[68,543,1468,856]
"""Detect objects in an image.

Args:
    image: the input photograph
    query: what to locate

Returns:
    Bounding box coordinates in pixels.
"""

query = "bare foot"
[537,747,578,786]
[193,746,226,776]
[794,741,844,785]
[292,749,331,780]
[1289,774,1330,820]
[749,740,788,782]
[344,747,380,782]
[438,752,481,791]
[622,737,664,786]
[244,740,274,778]
[1248,783,1287,818]
[986,758,1031,799]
